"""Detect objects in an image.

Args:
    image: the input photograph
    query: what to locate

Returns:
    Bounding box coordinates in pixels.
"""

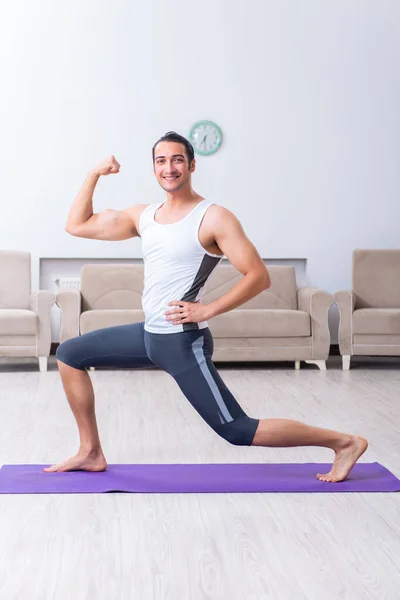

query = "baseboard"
[50,342,341,357]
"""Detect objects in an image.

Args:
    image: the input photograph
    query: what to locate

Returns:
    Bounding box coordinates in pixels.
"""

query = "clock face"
[189,120,223,156]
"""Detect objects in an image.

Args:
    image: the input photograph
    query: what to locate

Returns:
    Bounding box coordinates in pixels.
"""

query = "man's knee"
[56,337,85,370]
[214,417,259,447]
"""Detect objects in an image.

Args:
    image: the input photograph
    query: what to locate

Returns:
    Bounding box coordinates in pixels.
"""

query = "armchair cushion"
[0,310,37,335]
[0,250,31,309]
[353,249,400,309]
[353,308,400,335]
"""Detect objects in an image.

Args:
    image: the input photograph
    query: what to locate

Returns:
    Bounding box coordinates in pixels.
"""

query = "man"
[46,131,367,482]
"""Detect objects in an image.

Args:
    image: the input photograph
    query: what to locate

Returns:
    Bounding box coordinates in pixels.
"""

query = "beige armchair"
[57,263,333,370]
[0,250,55,371]
[335,249,400,369]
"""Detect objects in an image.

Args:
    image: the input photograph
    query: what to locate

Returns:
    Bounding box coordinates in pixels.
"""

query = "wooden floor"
[0,356,399,600]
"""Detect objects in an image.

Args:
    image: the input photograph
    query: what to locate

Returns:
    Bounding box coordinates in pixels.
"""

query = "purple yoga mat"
[0,462,399,494]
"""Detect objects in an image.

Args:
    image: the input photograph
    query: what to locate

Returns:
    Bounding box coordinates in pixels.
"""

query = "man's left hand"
[165,301,212,325]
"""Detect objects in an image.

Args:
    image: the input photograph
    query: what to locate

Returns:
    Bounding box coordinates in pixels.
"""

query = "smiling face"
[153,141,195,193]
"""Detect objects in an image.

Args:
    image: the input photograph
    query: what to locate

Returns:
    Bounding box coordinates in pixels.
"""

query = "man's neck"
[163,188,203,210]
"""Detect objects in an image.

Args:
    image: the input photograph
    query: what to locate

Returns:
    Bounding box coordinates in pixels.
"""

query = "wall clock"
[189,120,223,156]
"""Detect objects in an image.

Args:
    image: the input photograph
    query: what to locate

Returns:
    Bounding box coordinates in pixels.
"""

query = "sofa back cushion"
[203,264,298,310]
[80,264,144,311]
[80,263,298,312]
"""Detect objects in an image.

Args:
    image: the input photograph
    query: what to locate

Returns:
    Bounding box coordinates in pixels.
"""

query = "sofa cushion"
[353,308,400,335]
[0,310,37,335]
[80,309,145,334]
[209,310,310,338]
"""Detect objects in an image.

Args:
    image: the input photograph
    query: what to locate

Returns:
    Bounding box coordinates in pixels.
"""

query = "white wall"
[1,1,400,314]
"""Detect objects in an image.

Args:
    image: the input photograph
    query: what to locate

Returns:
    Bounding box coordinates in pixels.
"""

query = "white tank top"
[138,199,222,334]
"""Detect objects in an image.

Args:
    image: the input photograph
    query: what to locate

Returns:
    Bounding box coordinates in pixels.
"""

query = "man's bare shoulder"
[123,204,151,232]
[203,204,242,233]
[124,203,151,218]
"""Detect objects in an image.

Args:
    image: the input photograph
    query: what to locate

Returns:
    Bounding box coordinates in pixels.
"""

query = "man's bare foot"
[317,435,368,482]
[44,450,107,473]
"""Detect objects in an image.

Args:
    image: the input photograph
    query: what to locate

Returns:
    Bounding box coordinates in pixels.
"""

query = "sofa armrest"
[29,291,55,357]
[297,287,334,359]
[56,289,81,343]
[334,290,355,356]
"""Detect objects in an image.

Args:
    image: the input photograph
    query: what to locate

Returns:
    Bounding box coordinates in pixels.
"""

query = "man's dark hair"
[152,131,195,165]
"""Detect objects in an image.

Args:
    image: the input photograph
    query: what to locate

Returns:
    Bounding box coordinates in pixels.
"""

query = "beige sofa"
[335,249,400,370]
[57,263,333,369]
[0,250,55,371]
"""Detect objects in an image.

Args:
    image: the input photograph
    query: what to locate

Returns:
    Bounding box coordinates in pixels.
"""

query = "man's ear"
[189,159,196,173]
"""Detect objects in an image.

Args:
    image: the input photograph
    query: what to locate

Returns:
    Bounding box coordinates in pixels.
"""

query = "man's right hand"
[93,156,121,177]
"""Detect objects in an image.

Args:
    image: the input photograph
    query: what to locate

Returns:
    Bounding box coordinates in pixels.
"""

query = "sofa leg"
[305,360,326,371]
[342,355,351,370]
[294,361,301,370]
[38,357,48,372]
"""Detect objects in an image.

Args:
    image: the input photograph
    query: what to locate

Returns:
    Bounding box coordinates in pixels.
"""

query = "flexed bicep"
[66,209,137,241]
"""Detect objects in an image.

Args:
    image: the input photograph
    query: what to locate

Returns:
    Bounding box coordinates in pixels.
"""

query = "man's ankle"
[79,445,103,456]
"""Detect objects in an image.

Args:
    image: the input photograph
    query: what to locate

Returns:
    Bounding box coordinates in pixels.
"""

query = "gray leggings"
[56,322,259,446]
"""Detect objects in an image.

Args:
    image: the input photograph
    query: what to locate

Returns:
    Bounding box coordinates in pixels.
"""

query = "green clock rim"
[189,120,223,156]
